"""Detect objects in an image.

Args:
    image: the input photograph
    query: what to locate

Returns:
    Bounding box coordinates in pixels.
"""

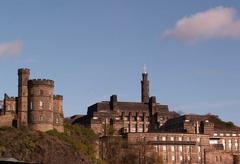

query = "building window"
[171,146,174,152]
[56,117,59,124]
[172,156,175,161]
[179,156,183,161]
[40,101,43,109]
[186,146,190,152]
[179,146,182,152]
[162,136,166,141]
[197,137,200,142]
[162,146,166,151]
[170,137,174,141]
[179,137,182,141]
[93,116,98,120]
[49,103,51,110]
[40,90,44,95]
[163,154,167,161]
[40,115,43,121]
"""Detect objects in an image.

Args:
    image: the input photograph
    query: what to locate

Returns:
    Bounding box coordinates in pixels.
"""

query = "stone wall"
[205,150,233,164]
[0,115,14,127]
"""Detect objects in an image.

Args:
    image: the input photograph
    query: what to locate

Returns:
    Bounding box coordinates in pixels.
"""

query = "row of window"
[159,145,201,153]
[123,116,149,121]
[7,105,15,111]
[221,138,240,151]
[154,145,202,162]
[30,101,62,111]
[152,136,197,142]
[214,133,240,137]
[30,90,52,96]
[29,115,60,123]
[30,101,52,110]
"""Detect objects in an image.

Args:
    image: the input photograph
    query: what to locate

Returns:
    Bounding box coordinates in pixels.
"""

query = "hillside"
[207,114,240,131]
[0,123,99,164]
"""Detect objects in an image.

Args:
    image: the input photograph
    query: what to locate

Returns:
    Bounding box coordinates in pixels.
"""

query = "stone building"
[0,68,64,132]
[76,71,179,135]
[75,70,240,164]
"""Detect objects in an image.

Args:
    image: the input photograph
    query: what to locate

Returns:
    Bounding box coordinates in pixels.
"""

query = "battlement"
[5,97,16,101]
[28,79,54,87]
[18,68,30,75]
[54,95,63,100]
[4,94,16,101]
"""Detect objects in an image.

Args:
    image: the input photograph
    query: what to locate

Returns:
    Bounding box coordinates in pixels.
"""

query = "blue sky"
[0,1,240,125]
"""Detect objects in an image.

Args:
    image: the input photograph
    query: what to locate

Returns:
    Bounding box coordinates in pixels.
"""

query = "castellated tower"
[28,79,54,132]
[53,95,64,132]
[18,68,30,127]
[1,68,64,132]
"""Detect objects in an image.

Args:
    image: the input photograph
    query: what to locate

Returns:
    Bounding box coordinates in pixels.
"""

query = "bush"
[47,123,98,162]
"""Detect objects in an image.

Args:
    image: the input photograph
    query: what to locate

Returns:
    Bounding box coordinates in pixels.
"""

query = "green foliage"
[0,145,6,156]
[207,115,239,130]
[47,123,98,162]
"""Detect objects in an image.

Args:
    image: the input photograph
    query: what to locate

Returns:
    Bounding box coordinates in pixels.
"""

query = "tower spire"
[141,65,149,103]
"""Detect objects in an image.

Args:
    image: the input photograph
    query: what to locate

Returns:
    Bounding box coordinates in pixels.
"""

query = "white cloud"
[0,40,23,58]
[163,6,240,43]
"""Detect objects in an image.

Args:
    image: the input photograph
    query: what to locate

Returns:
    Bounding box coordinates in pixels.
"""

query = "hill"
[207,114,240,131]
[0,123,99,164]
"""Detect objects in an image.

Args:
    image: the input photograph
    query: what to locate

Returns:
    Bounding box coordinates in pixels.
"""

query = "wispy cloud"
[163,6,240,43]
[0,40,23,58]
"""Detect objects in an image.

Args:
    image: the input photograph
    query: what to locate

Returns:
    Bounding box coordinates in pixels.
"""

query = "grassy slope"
[0,123,99,164]
[207,114,240,130]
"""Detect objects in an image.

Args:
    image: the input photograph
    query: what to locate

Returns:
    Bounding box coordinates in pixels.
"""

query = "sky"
[0,1,240,125]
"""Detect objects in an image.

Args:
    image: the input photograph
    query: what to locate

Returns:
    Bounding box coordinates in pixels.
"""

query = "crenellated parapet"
[54,95,63,100]
[28,79,54,87]
[4,94,16,101]
[18,68,30,75]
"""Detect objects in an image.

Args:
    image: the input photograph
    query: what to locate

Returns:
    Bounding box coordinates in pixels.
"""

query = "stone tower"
[53,95,64,132]
[18,68,30,127]
[141,69,149,103]
[28,79,54,132]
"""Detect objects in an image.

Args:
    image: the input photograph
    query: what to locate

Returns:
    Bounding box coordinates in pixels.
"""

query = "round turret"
[28,79,54,132]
